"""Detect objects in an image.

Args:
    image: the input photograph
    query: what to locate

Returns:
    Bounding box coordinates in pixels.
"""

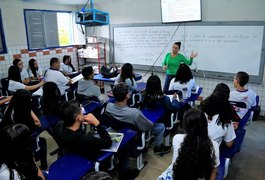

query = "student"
[42,82,64,116]
[229,71,257,109]
[7,65,44,93]
[78,66,108,103]
[0,124,45,180]
[200,83,236,147]
[162,42,198,92]
[13,58,31,84]
[60,55,76,74]
[44,57,72,96]
[55,100,111,158]
[159,108,219,180]
[106,83,171,154]
[1,89,48,170]
[28,58,43,80]
[114,63,137,94]
[169,63,197,99]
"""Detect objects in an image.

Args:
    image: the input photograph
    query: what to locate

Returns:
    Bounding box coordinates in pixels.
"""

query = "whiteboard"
[111,22,265,83]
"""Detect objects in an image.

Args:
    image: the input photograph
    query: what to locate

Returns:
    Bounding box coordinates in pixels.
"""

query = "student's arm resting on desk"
[0,96,12,105]
[25,80,45,91]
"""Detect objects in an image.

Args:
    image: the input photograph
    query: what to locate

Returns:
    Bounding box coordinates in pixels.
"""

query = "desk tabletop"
[93,73,142,83]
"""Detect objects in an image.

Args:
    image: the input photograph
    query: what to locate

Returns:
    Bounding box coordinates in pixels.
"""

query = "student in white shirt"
[200,83,236,147]
[114,63,137,94]
[13,58,31,84]
[229,71,257,109]
[27,58,43,80]
[159,108,219,180]
[44,57,72,95]
[169,63,196,99]
[8,65,44,93]
[60,55,76,75]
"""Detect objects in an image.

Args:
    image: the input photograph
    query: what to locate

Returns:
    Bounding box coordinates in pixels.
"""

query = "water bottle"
[182,87,188,100]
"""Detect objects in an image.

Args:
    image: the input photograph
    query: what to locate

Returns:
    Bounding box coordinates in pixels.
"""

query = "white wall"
[86,0,265,115]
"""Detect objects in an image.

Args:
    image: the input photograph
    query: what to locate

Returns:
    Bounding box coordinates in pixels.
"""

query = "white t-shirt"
[8,80,26,92]
[229,89,256,109]
[60,63,73,74]
[28,67,43,78]
[20,69,29,81]
[158,134,220,180]
[0,164,20,180]
[207,114,236,146]
[44,69,69,95]
[169,78,196,98]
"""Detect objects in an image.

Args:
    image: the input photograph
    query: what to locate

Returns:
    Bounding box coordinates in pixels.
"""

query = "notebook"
[96,132,124,152]
[71,74,84,84]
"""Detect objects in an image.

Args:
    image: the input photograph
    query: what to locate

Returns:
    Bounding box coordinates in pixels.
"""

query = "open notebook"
[95,132,124,152]
[71,74,84,84]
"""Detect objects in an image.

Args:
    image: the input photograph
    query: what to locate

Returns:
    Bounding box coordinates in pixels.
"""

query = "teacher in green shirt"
[162,42,198,91]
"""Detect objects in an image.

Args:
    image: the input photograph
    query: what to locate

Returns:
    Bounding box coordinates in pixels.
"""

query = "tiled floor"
[40,119,265,180]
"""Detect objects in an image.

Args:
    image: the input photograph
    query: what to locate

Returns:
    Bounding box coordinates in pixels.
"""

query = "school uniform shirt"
[206,114,236,146]
[60,63,73,74]
[114,74,137,94]
[169,78,197,98]
[27,67,43,78]
[0,164,20,180]
[20,68,29,81]
[229,89,256,109]
[158,134,220,180]
[8,80,25,92]
[44,69,69,95]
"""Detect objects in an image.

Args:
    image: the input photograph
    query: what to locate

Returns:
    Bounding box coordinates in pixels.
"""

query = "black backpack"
[100,65,118,78]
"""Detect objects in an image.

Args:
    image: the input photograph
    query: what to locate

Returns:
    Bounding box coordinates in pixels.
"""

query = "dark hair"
[82,66,94,80]
[200,83,233,127]
[236,71,249,87]
[28,58,37,78]
[61,100,81,127]
[8,65,22,83]
[0,124,40,179]
[175,63,193,84]
[113,83,129,102]
[2,89,35,132]
[119,63,134,86]
[174,42,181,49]
[143,75,164,108]
[42,82,63,116]
[12,58,21,66]
[50,57,60,67]
[173,108,215,180]
[63,55,76,72]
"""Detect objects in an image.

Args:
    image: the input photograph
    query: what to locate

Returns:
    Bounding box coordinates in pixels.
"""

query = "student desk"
[93,73,142,83]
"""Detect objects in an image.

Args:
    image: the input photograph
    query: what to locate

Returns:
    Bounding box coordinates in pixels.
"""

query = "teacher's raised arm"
[162,42,198,92]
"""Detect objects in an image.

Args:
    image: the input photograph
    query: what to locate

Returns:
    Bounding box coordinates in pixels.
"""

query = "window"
[24,9,73,50]
[0,9,7,54]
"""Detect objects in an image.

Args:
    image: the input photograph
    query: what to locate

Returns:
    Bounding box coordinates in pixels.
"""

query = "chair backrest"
[164,89,182,97]
[1,77,9,96]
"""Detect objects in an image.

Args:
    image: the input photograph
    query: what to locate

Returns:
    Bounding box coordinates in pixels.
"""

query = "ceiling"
[21,0,92,5]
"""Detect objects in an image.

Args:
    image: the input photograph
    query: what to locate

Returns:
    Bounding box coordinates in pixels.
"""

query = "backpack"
[100,65,118,78]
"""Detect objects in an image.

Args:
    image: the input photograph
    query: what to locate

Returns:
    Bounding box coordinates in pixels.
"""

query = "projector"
[76,8,109,26]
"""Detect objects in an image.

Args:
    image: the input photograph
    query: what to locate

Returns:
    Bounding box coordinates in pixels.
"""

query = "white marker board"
[110,22,265,83]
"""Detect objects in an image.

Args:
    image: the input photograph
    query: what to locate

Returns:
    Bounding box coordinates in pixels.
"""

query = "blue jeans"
[163,74,175,92]
[151,123,165,147]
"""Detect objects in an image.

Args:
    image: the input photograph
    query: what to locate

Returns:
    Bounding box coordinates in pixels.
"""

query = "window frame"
[24,9,73,51]
[0,9,7,54]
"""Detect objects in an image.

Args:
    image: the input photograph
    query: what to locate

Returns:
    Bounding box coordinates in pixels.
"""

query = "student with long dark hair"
[158,108,219,180]
[60,55,76,74]
[0,124,45,179]
[169,63,197,99]
[42,82,64,116]
[13,58,31,84]
[1,89,48,170]
[200,83,236,147]
[28,58,43,80]
[114,63,137,94]
[8,65,44,93]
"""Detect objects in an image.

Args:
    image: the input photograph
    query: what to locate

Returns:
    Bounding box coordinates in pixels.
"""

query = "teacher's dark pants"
[163,74,175,92]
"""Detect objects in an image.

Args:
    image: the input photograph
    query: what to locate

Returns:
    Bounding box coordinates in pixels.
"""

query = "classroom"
[0,0,264,179]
